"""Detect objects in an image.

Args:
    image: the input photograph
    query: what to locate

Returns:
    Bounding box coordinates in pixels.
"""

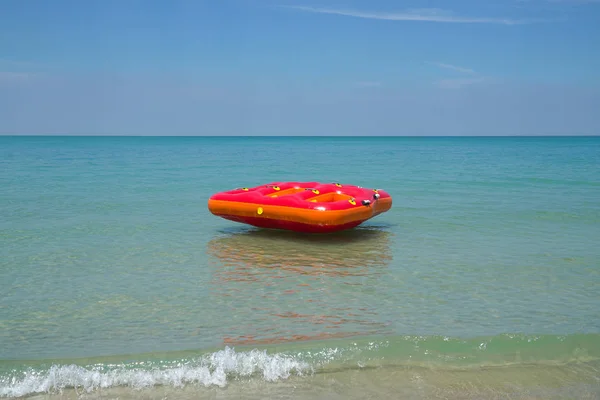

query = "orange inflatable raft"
[208,181,392,233]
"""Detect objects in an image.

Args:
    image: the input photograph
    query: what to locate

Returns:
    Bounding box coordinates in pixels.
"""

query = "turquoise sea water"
[1,136,600,399]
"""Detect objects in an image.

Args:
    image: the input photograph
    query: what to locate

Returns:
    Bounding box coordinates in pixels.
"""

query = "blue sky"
[1,0,599,135]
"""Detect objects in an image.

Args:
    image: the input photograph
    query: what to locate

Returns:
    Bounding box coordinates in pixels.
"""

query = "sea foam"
[0,347,311,398]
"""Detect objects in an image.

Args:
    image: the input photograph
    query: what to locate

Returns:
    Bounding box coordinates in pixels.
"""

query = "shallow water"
[1,136,600,398]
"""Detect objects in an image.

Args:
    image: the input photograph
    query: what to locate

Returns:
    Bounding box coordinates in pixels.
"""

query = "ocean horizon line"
[1,134,599,138]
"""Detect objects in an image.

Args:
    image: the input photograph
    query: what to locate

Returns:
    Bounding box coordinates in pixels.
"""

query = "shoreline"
[3,332,600,398]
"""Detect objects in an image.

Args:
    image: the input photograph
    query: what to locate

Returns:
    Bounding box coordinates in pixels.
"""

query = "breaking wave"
[0,347,310,398]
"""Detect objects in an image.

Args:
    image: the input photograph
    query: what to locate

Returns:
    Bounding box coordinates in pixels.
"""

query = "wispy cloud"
[431,62,476,74]
[0,57,56,88]
[0,59,48,85]
[281,6,540,25]
[429,62,487,89]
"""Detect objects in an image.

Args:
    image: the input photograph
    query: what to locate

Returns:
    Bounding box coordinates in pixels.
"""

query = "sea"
[1,135,599,399]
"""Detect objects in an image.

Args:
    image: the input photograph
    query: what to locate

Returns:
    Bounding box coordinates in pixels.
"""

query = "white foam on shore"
[0,347,312,398]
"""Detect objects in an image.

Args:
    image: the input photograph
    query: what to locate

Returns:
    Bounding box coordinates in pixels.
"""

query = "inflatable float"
[207,181,392,233]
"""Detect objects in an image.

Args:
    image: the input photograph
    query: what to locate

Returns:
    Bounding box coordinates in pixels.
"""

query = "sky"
[0,0,599,136]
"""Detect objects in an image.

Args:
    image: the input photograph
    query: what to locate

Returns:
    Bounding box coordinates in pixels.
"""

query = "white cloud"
[429,62,488,88]
[282,6,539,25]
[432,62,476,74]
[0,59,48,84]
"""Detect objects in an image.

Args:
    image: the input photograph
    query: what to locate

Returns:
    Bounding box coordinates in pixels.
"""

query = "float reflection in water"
[206,226,395,346]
